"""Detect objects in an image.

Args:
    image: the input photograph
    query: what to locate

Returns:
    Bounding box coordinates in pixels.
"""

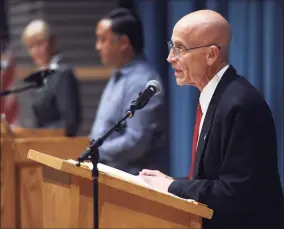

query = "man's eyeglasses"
[167,41,220,58]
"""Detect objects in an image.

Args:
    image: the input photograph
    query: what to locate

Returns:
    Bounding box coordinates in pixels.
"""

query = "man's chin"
[35,60,48,69]
[101,59,115,67]
[101,59,108,66]
[176,78,186,86]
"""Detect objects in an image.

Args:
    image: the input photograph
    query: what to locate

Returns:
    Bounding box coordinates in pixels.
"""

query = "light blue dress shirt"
[90,55,166,174]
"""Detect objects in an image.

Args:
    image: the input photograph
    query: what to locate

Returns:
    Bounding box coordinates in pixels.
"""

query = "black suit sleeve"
[55,68,81,136]
[168,105,275,217]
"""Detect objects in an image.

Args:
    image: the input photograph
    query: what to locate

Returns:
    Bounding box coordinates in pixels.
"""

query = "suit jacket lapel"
[193,65,238,177]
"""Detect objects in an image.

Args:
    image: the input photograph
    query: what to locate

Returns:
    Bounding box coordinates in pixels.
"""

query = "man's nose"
[167,50,177,63]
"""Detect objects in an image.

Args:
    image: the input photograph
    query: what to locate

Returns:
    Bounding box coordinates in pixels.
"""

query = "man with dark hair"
[102,8,144,54]
[90,8,166,174]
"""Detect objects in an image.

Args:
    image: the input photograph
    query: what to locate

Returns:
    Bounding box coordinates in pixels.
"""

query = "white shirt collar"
[38,54,62,71]
[199,65,229,115]
[49,54,62,70]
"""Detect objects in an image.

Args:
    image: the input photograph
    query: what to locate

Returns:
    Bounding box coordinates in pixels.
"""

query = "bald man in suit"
[139,10,284,229]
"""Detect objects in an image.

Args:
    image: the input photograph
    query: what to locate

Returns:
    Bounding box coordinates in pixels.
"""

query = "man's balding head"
[176,10,231,61]
[22,19,56,68]
[22,19,52,42]
[168,10,231,90]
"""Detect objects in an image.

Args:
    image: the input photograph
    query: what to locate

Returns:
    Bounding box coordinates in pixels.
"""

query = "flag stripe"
[0,49,18,124]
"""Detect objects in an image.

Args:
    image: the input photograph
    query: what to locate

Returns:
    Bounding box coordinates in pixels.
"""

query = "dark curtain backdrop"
[0,0,9,49]
[134,0,284,189]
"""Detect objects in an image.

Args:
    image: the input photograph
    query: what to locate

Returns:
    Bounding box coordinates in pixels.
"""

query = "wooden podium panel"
[0,125,89,229]
[1,126,65,138]
[1,120,65,138]
[27,150,213,228]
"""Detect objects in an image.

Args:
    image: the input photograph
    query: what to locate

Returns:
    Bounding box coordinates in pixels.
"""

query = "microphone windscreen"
[146,80,161,95]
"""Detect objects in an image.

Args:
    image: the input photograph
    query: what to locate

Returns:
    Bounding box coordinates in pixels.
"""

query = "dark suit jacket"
[168,66,284,229]
[31,59,81,136]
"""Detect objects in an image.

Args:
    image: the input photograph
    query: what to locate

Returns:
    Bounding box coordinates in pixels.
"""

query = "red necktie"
[189,103,203,180]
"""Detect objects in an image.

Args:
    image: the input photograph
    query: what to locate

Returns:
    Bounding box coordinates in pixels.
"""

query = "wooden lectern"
[0,117,66,138]
[0,120,89,228]
[27,149,213,228]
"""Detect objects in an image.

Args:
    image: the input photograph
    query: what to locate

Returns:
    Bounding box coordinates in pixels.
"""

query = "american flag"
[0,46,18,124]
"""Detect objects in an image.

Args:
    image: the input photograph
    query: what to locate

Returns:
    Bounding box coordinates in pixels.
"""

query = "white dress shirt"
[199,65,229,136]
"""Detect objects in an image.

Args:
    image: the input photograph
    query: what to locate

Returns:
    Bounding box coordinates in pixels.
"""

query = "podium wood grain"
[27,149,213,228]
[1,123,65,138]
[1,137,17,228]
[0,126,89,228]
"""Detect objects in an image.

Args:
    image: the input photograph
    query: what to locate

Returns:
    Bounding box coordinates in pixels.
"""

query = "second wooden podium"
[27,149,213,228]
[0,123,89,228]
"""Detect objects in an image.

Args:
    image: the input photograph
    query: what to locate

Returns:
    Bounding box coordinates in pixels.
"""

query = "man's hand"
[139,169,174,192]
[139,169,173,179]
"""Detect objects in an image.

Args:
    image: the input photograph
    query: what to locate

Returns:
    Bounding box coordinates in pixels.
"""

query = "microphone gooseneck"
[76,79,161,229]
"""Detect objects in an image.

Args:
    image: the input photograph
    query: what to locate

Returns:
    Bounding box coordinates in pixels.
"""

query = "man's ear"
[207,45,219,66]
[119,34,131,51]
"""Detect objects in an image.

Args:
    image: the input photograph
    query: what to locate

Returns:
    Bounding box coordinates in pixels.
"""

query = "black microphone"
[78,80,162,162]
[130,80,161,111]
[0,69,55,97]
[24,69,55,87]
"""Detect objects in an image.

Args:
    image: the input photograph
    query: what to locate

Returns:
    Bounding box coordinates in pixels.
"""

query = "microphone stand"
[0,84,38,97]
[0,69,53,97]
[76,109,135,229]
